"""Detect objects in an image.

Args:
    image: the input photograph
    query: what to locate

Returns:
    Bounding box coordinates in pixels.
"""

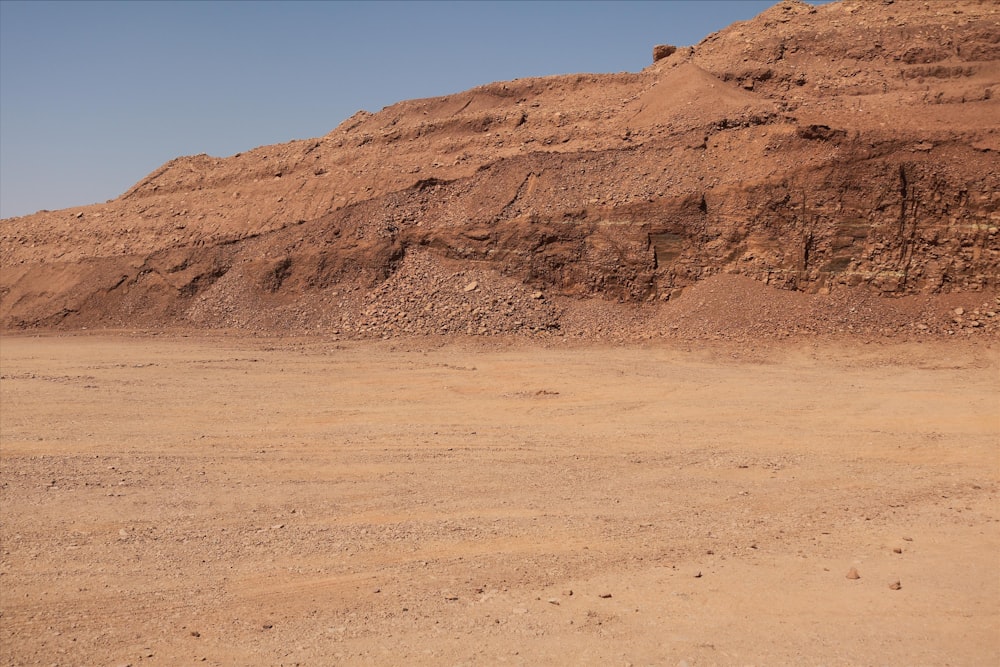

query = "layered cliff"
[2,0,997,336]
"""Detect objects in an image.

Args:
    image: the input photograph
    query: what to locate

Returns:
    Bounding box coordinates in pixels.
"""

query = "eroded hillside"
[2,0,998,336]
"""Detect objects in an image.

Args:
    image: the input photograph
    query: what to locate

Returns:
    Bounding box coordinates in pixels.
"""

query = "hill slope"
[2,0,998,337]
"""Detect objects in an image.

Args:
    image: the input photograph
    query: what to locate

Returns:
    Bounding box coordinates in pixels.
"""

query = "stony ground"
[1,2,998,661]
[1,333,997,666]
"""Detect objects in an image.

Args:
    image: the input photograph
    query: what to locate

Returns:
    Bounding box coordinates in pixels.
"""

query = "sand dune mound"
[627,62,776,130]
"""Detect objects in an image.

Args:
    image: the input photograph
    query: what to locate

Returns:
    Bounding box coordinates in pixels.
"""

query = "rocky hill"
[2,0,998,339]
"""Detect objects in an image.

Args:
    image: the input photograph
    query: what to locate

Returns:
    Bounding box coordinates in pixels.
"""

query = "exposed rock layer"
[2,0,998,336]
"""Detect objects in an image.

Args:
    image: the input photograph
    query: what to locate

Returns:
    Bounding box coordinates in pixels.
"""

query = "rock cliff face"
[2,0,998,335]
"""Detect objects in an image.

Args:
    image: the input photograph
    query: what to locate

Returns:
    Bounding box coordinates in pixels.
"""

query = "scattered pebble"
[846,567,861,580]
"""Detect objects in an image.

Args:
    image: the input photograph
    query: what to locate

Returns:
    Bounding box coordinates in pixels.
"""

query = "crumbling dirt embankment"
[2,0,998,335]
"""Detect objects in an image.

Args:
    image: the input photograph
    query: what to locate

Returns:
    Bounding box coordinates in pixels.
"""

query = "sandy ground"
[1,333,997,666]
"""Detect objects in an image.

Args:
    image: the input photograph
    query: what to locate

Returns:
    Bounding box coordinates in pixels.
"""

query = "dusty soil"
[3,3,997,661]
[1,333,997,666]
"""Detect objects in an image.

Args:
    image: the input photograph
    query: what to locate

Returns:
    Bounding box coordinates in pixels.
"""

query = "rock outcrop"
[2,0,997,336]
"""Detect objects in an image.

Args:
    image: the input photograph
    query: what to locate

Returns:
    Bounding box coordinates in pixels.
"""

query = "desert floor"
[1,333,997,666]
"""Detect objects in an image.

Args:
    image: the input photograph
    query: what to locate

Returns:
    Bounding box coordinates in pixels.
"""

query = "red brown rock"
[1,0,997,339]
[653,44,677,62]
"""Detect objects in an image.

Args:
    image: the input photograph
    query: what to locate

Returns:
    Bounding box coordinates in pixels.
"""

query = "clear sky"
[1,0,800,219]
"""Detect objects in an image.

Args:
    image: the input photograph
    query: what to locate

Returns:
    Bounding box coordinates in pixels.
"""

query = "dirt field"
[1,333,997,666]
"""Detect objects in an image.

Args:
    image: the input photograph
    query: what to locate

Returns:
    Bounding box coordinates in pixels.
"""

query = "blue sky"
[1,0,795,219]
